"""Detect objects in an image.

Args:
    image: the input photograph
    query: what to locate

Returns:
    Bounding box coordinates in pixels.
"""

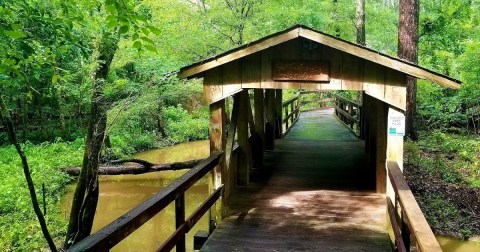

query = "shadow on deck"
[201,109,391,251]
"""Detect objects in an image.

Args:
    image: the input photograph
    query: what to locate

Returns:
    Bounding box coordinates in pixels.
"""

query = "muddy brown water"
[61,139,479,251]
[62,140,210,252]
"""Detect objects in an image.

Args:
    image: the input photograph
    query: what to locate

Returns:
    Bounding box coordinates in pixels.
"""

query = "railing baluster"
[175,194,186,252]
[401,209,411,252]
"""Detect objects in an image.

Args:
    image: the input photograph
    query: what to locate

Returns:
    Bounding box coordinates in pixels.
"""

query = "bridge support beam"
[254,89,265,167]
[265,89,276,150]
[237,90,251,186]
[364,94,387,193]
[209,99,226,222]
[275,89,283,138]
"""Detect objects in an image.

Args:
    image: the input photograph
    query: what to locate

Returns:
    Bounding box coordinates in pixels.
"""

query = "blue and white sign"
[388,114,405,136]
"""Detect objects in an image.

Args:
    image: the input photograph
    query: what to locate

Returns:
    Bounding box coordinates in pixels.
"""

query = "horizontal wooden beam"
[334,106,359,124]
[179,29,300,79]
[299,28,460,89]
[335,94,361,108]
[387,161,443,252]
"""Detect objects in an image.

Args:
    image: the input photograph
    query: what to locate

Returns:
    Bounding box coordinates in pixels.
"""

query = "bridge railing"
[334,94,363,138]
[386,161,442,252]
[282,93,300,135]
[68,153,223,252]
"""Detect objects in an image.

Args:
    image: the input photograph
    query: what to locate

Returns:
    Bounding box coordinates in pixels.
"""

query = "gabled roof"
[178,25,461,89]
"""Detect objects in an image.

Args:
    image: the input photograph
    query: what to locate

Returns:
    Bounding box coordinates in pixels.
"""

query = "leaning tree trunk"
[0,96,58,251]
[398,0,419,140]
[64,33,119,248]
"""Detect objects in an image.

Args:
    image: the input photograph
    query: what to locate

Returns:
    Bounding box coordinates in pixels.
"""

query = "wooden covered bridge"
[69,25,461,252]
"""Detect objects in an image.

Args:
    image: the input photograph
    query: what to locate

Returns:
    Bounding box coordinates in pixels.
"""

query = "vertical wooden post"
[402,210,411,252]
[265,89,276,150]
[175,194,186,252]
[237,90,250,186]
[375,98,387,194]
[254,89,265,166]
[275,89,283,138]
[209,99,225,223]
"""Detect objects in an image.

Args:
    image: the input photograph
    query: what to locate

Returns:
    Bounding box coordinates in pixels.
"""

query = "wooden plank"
[179,28,299,79]
[342,53,364,90]
[203,68,223,104]
[237,90,250,186]
[363,61,385,98]
[265,89,276,150]
[157,186,223,252]
[384,69,407,110]
[275,89,283,138]
[225,95,240,200]
[375,97,387,194]
[387,161,443,252]
[222,61,242,98]
[298,27,460,89]
[202,112,391,251]
[261,49,275,89]
[321,45,343,89]
[209,100,226,220]
[174,194,186,252]
[241,54,261,89]
[68,153,222,252]
[387,197,408,252]
[254,89,265,166]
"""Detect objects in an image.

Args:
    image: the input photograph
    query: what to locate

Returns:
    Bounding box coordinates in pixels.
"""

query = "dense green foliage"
[0,0,479,250]
[0,141,83,250]
[405,131,480,238]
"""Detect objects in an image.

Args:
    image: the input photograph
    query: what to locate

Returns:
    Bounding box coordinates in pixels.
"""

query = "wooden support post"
[237,90,250,186]
[375,98,387,194]
[175,194,186,252]
[254,89,265,167]
[265,89,276,150]
[275,89,283,138]
[209,100,225,222]
[402,210,411,252]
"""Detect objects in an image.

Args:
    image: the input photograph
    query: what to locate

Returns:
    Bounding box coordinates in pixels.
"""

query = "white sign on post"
[388,114,405,136]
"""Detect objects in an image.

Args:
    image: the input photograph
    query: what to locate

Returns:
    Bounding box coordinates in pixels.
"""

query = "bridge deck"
[201,109,391,251]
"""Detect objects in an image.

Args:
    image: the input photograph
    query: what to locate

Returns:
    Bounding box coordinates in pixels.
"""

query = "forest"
[0,0,479,251]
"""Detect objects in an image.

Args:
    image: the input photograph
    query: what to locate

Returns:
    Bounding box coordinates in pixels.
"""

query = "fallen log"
[62,159,203,176]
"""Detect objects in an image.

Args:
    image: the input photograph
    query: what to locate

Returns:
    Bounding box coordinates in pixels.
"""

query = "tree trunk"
[355,0,366,46]
[333,0,341,37]
[64,33,119,248]
[398,0,419,140]
[62,159,202,176]
[0,97,58,252]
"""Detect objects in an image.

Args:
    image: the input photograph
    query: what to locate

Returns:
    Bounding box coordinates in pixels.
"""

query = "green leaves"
[4,30,27,39]
[119,25,129,34]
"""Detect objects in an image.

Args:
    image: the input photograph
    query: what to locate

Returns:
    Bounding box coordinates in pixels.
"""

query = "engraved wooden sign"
[272,61,330,82]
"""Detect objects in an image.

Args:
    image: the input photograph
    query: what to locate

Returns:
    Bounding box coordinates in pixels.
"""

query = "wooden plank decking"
[201,109,391,252]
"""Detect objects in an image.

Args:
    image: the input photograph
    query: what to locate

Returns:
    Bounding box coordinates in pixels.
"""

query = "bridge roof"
[178,25,461,89]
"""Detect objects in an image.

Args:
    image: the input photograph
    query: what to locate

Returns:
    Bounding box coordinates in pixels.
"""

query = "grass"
[0,140,84,251]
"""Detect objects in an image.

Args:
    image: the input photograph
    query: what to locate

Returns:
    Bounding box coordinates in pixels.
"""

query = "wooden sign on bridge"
[272,61,330,82]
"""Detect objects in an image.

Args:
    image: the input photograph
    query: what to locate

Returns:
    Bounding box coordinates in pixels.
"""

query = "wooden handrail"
[334,94,361,108]
[334,94,362,138]
[282,94,300,136]
[387,161,443,252]
[68,152,223,252]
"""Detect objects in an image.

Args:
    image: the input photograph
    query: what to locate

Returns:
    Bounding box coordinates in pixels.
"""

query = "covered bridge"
[69,25,461,252]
